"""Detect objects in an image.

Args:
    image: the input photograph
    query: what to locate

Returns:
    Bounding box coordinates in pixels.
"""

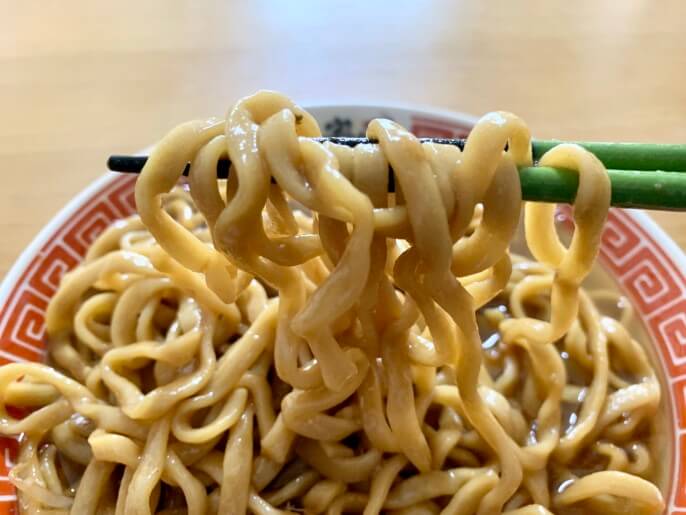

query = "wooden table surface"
[2,1,685,278]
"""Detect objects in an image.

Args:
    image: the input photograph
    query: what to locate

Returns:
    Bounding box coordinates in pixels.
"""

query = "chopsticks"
[107,138,686,211]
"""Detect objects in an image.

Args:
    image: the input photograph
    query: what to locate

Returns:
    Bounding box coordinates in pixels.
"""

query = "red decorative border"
[558,205,681,510]
[0,174,136,512]
[0,118,683,511]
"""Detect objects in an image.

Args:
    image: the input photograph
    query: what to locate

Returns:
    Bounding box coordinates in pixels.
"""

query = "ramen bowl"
[0,103,683,512]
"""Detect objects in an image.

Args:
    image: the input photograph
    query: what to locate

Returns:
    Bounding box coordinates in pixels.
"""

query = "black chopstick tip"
[106,155,119,172]
[107,155,148,173]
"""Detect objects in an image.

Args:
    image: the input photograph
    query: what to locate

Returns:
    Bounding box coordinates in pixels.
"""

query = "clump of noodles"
[0,91,664,514]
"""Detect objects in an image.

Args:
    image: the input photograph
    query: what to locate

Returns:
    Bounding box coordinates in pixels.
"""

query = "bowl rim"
[304,99,481,124]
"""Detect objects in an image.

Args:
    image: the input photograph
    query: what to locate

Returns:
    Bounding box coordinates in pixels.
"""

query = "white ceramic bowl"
[0,104,683,512]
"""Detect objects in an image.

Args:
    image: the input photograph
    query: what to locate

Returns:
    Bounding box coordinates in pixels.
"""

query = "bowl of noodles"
[0,91,681,514]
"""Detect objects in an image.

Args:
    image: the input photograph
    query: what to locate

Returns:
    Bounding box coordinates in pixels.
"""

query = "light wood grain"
[2,1,686,278]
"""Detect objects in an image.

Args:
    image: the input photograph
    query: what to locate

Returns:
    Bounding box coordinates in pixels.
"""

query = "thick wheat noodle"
[0,90,665,514]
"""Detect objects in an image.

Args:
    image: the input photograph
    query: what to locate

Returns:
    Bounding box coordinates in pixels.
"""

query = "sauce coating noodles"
[0,91,664,514]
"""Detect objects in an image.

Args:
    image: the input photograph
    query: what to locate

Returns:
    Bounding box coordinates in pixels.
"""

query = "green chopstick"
[519,166,686,210]
[108,138,686,211]
[526,140,686,209]
[532,141,686,172]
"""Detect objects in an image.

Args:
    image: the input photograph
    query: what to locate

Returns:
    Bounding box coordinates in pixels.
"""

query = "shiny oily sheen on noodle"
[0,91,665,514]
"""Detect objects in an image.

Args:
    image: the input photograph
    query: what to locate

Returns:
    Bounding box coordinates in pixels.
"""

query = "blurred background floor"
[2,0,685,276]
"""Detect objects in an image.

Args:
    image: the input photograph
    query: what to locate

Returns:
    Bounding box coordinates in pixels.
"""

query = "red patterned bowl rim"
[0,104,683,513]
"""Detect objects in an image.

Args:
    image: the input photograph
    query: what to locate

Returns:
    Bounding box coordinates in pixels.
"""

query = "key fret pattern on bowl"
[0,112,682,512]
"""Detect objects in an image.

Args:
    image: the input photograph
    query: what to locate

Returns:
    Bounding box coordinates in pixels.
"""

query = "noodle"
[0,91,664,514]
